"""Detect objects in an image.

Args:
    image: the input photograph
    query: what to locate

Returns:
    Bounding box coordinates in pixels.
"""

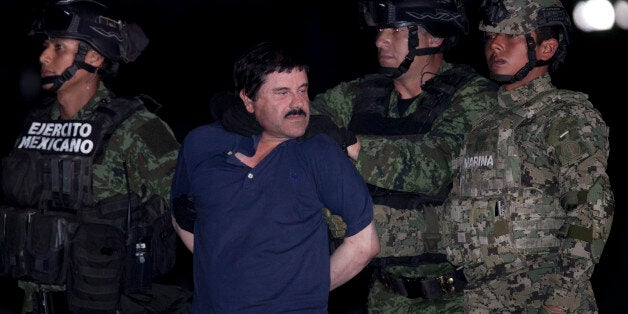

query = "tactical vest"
[0,96,177,312]
[444,90,589,283]
[351,65,479,210]
[349,64,479,137]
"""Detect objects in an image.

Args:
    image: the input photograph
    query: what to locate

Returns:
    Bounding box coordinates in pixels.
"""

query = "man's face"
[484,31,531,77]
[375,25,411,69]
[38,37,94,92]
[242,68,310,141]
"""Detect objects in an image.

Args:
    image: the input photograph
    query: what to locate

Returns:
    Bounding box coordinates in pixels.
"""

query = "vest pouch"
[25,213,75,284]
[0,206,30,278]
[123,225,153,295]
[2,150,44,208]
[67,222,125,313]
[143,195,177,277]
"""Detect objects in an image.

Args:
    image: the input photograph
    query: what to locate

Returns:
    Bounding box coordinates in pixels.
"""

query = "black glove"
[210,91,262,136]
[172,195,196,232]
[299,115,357,152]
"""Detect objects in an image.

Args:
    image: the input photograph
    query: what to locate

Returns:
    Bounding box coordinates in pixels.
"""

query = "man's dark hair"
[233,41,309,100]
[535,25,563,71]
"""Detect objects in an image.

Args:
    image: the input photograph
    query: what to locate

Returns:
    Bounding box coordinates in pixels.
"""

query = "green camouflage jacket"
[311,61,498,257]
[48,82,180,204]
[311,61,497,195]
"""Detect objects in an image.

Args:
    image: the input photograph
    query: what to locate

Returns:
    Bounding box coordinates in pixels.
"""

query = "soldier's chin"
[41,82,54,90]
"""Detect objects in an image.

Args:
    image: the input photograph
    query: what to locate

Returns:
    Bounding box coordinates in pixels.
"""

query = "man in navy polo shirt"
[170,41,380,313]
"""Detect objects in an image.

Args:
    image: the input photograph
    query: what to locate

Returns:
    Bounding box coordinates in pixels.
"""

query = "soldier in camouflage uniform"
[309,1,498,312]
[0,1,187,313]
[440,0,614,312]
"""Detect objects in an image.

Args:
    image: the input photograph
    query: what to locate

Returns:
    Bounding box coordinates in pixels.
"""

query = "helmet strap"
[41,46,101,92]
[380,24,442,79]
[490,33,540,84]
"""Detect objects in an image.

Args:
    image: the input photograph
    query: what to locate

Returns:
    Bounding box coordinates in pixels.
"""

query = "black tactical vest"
[0,96,178,313]
[350,65,480,208]
[2,96,143,213]
[350,64,479,137]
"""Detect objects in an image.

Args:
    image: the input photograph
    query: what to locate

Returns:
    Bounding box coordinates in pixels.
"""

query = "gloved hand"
[210,91,357,151]
[210,91,262,136]
[172,195,196,232]
[298,114,357,153]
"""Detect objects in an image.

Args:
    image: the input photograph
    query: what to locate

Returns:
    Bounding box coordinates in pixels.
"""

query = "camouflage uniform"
[437,0,615,311]
[55,83,179,204]
[2,82,181,313]
[311,60,497,313]
[441,73,613,312]
[0,1,185,312]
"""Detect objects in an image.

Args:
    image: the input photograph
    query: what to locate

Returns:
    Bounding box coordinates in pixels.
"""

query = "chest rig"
[351,65,480,210]
[2,96,143,214]
[349,64,478,138]
[0,96,163,313]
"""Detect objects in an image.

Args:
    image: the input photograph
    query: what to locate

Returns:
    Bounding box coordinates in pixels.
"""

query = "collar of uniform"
[497,73,554,117]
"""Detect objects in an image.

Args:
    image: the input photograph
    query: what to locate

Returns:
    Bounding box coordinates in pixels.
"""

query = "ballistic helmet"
[30,0,148,63]
[479,0,571,82]
[360,0,468,40]
[479,0,571,42]
[359,0,468,78]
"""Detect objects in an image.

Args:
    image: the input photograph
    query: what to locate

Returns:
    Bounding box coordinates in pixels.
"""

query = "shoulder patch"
[136,119,179,157]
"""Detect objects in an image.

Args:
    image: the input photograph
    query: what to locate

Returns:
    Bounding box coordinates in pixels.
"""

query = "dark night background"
[0,0,625,313]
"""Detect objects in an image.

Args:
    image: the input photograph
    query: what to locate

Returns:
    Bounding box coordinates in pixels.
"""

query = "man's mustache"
[285,108,306,118]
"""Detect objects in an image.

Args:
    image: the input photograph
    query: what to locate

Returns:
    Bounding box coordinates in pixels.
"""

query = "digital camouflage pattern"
[312,61,497,312]
[479,0,570,36]
[312,61,497,195]
[441,74,613,312]
[368,262,463,314]
[50,82,180,204]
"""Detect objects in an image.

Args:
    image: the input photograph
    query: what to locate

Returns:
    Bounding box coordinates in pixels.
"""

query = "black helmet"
[360,0,468,42]
[30,0,148,63]
[359,0,468,78]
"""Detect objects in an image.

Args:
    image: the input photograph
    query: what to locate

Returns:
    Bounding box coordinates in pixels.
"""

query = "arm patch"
[136,119,179,157]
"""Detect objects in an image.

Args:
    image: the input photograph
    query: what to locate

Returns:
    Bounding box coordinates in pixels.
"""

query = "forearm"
[354,135,453,194]
[172,215,194,252]
[330,221,379,290]
[310,80,359,127]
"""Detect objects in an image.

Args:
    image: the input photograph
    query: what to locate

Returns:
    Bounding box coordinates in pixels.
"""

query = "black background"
[1,1,625,313]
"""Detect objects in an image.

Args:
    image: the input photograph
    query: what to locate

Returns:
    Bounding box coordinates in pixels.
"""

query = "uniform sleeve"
[543,102,614,309]
[120,111,180,203]
[355,76,497,194]
[310,79,361,127]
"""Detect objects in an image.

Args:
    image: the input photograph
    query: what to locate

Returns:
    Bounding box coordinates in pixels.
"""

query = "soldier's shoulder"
[120,110,179,157]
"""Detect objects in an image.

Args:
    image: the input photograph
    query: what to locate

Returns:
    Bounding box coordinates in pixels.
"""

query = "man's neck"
[394,56,443,99]
[56,85,97,119]
[235,133,288,168]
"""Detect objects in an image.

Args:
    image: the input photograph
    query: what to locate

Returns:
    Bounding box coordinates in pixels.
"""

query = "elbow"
[369,232,381,259]
[363,221,380,261]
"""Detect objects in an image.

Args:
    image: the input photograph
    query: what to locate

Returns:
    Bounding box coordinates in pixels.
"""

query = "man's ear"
[429,36,443,47]
[86,50,104,66]
[239,90,255,114]
[538,38,558,61]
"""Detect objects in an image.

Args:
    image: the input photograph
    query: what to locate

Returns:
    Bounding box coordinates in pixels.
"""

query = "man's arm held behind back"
[329,220,379,290]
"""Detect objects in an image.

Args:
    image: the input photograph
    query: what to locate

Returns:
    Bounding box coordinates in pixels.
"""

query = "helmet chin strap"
[41,60,100,92]
[490,33,550,85]
[379,24,443,79]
